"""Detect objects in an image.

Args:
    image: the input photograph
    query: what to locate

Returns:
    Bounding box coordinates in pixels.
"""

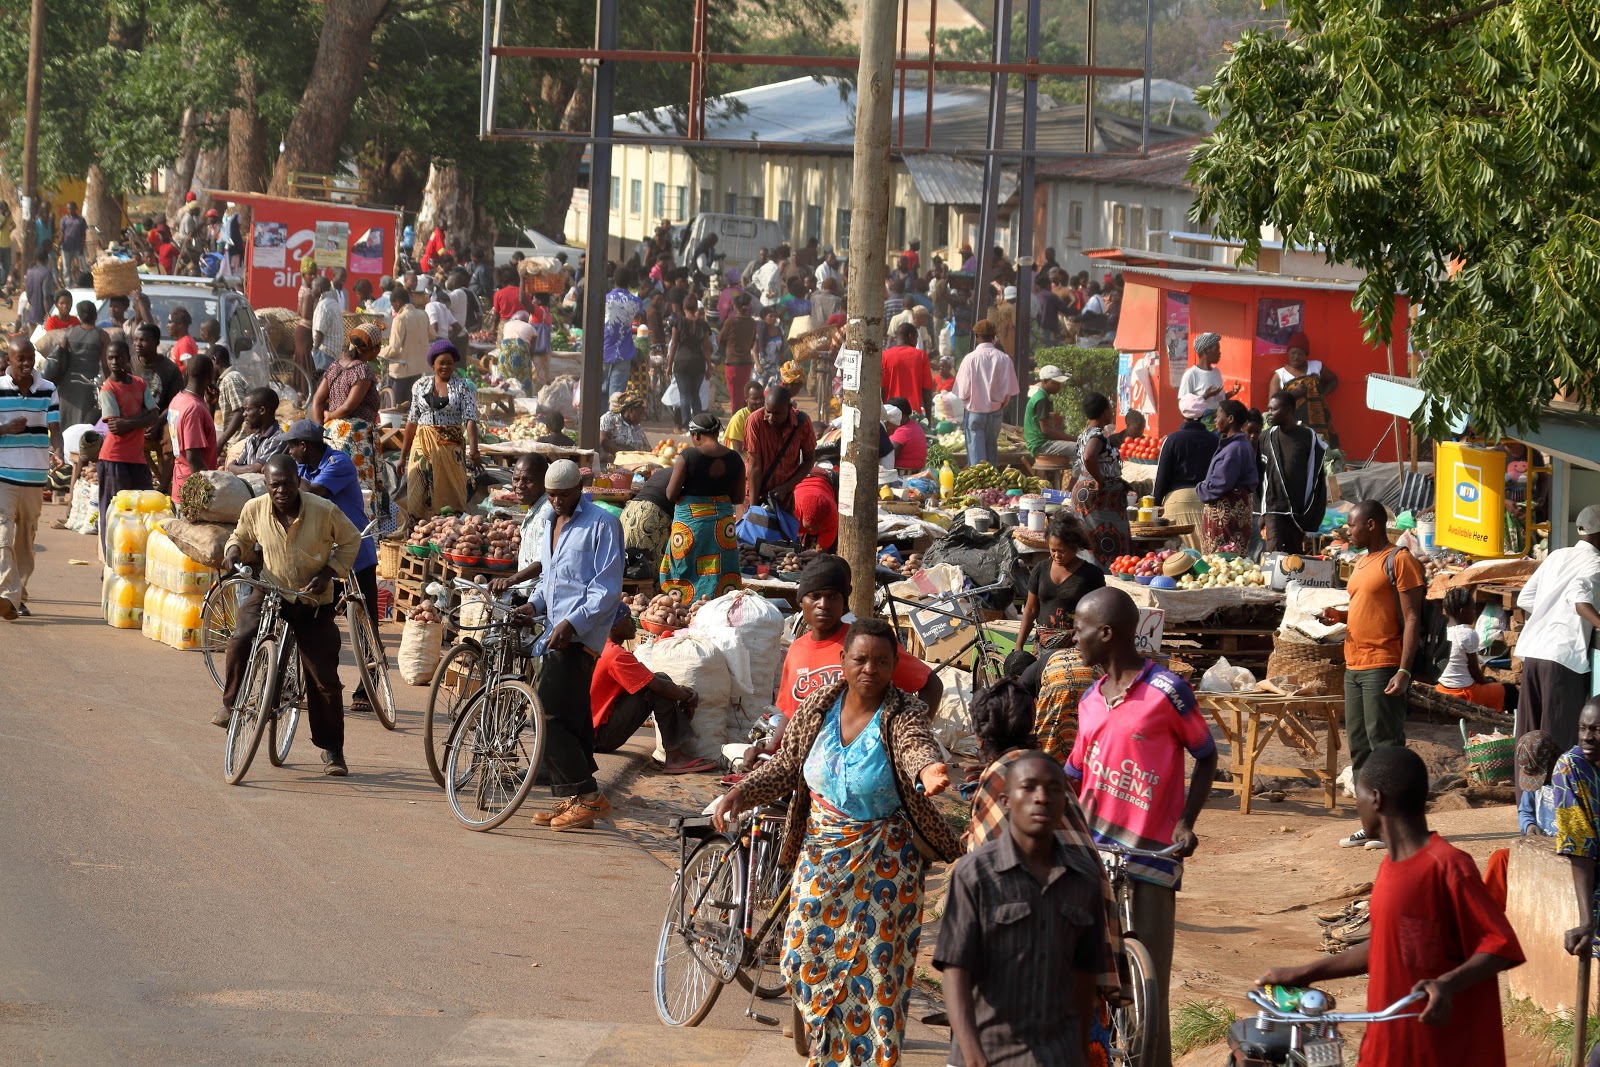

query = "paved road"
[0,521,949,1065]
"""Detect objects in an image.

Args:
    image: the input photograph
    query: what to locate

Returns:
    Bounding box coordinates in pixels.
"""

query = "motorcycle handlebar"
[1245,988,1425,1024]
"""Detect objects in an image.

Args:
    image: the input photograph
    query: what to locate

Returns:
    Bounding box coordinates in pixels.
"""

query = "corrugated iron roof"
[1121,265,1361,292]
[903,155,1019,205]
[1036,135,1206,190]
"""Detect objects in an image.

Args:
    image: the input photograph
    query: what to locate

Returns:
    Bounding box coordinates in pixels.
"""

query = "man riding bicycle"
[219,455,361,776]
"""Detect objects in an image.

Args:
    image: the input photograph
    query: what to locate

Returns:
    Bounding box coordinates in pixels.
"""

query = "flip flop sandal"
[1316,899,1369,927]
[663,757,719,775]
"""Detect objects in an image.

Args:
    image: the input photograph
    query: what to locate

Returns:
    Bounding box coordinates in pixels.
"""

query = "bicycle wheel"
[733,835,791,1000]
[268,644,303,767]
[349,602,397,730]
[1109,937,1160,1067]
[655,838,740,1027]
[444,679,544,830]
[269,357,314,405]
[424,643,486,788]
[201,577,250,690]
[224,638,278,784]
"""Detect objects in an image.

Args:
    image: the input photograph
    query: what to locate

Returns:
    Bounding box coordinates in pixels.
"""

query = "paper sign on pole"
[838,461,857,517]
[839,403,859,447]
[839,348,862,392]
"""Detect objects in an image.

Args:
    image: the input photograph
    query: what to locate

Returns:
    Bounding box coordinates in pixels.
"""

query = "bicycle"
[1229,986,1425,1066]
[220,569,314,784]
[873,570,1012,689]
[202,520,394,730]
[654,790,792,1028]
[421,576,531,789]
[430,577,548,831]
[1095,841,1184,1066]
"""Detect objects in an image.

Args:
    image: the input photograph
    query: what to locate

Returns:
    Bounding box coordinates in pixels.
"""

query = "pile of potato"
[405,599,444,624]
[876,550,924,575]
[413,515,522,565]
[631,589,708,631]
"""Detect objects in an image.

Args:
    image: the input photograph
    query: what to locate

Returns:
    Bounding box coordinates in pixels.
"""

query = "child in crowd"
[1259,746,1524,1066]
[590,611,716,775]
[1436,587,1510,711]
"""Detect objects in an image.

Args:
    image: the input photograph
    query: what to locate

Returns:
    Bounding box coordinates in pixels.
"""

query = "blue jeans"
[603,359,633,399]
[965,409,1002,466]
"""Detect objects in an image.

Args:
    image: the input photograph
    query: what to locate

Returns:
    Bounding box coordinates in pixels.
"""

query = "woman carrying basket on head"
[312,320,384,516]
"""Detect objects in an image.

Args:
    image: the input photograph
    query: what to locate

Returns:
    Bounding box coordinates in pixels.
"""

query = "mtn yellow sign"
[1434,441,1506,557]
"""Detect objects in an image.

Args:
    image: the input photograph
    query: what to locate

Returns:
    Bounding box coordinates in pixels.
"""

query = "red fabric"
[881,344,936,407]
[170,336,199,371]
[156,242,178,274]
[420,228,446,273]
[492,285,525,321]
[166,391,217,487]
[725,363,753,410]
[1483,848,1509,912]
[591,640,657,729]
[776,627,932,718]
[99,376,149,463]
[890,422,928,470]
[44,314,79,331]
[746,408,817,494]
[934,373,955,393]
[790,473,838,550]
[1360,833,1522,1067]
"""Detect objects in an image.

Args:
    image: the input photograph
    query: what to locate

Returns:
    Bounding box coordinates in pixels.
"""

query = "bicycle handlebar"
[224,567,316,604]
[1245,988,1425,1025]
[1097,842,1185,861]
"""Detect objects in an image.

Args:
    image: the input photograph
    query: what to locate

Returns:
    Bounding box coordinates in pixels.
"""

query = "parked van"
[681,214,786,275]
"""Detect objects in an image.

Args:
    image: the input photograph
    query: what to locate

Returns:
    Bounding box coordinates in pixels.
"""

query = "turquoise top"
[803,695,901,821]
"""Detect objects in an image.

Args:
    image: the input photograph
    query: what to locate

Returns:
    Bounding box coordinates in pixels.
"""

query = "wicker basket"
[91,258,141,299]
[343,311,384,335]
[1461,722,1515,784]
[377,538,405,581]
[76,430,103,464]
[1265,632,1345,696]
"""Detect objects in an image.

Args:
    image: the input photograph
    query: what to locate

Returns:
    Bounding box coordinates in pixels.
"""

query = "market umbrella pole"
[837,0,896,622]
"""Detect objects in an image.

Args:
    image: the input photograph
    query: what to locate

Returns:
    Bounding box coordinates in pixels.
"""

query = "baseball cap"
[1578,504,1600,536]
[1517,730,1559,791]
[1036,365,1066,382]
[283,419,324,443]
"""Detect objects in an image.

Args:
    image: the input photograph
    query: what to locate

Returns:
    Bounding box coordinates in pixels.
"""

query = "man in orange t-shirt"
[1322,499,1424,849]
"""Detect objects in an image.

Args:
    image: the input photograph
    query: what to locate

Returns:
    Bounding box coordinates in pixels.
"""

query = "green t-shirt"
[1024,390,1054,453]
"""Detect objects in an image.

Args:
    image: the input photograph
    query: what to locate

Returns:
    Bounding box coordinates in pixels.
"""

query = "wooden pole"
[20,0,44,277]
[839,0,899,622]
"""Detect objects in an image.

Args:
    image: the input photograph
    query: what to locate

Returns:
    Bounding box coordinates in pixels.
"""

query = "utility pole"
[20,0,45,279]
[1010,0,1042,424]
[838,0,898,622]
[578,0,617,451]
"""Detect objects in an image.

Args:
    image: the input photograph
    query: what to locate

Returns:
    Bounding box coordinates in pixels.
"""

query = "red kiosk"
[1111,266,1411,463]
[216,192,401,312]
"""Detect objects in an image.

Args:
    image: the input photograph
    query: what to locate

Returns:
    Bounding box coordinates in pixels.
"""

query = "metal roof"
[1121,265,1362,292]
[903,154,1019,206]
[1036,135,1204,190]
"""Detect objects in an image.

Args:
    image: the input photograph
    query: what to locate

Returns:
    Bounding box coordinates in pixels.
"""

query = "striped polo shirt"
[0,372,61,487]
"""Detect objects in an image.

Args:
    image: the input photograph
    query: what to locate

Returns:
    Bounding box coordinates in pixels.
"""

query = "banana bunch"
[949,463,1047,495]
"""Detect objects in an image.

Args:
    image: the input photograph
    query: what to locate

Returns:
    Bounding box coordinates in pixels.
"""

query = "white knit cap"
[545,459,582,490]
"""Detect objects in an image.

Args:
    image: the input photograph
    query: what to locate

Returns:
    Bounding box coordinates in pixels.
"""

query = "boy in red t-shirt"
[591,612,717,774]
[1258,746,1523,1066]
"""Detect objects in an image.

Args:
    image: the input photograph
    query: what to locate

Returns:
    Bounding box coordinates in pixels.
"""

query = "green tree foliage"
[1189,0,1600,439]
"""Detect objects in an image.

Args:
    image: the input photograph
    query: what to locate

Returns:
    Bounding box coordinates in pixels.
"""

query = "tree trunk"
[166,108,200,219]
[268,0,390,196]
[196,135,229,207]
[536,73,590,238]
[227,61,268,194]
[83,165,122,259]
[415,162,496,256]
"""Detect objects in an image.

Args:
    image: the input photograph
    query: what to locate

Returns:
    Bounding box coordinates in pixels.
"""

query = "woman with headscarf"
[1070,391,1131,568]
[1178,332,1238,429]
[312,320,385,514]
[1272,331,1340,446]
[399,339,480,521]
[1195,399,1260,553]
[660,412,745,601]
[598,390,648,467]
[710,618,958,1067]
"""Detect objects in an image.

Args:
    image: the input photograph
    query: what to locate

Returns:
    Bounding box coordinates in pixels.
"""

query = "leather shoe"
[551,793,612,831]
[531,797,576,827]
[212,707,233,728]
[320,750,349,776]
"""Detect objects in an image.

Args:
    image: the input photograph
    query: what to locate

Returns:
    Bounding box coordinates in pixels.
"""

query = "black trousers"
[594,688,693,755]
[353,564,379,630]
[222,592,346,755]
[1518,657,1590,752]
[1263,513,1305,554]
[535,644,599,797]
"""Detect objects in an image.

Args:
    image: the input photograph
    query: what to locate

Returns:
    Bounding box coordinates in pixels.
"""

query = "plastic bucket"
[1418,519,1437,551]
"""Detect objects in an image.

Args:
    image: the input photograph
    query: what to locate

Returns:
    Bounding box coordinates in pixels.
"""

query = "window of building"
[894,207,908,251]
[1148,207,1164,252]
[804,205,823,243]
[610,177,621,212]
[934,208,949,249]
[652,182,666,219]
[836,208,852,249]
[699,187,713,214]
[1111,203,1126,247]
[672,186,687,220]
[630,180,643,216]
[1068,200,1083,240]
[1130,206,1145,250]
[778,200,793,242]
[725,191,738,215]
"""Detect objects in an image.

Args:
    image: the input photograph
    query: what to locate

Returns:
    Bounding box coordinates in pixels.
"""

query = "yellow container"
[106,576,147,629]
[109,512,149,578]
[167,592,205,650]
[142,585,165,641]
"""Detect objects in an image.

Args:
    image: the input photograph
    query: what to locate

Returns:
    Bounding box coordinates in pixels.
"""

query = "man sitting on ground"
[591,610,716,774]
[227,387,288,475]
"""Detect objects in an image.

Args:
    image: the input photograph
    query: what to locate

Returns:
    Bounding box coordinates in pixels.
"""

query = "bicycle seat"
[674,814,720,841]
[1227,1018,1293,1064]
[874,566,904,588]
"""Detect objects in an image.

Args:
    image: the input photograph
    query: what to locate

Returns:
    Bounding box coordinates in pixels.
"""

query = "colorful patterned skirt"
[782,800,925,1067]
[1035,647,1099,765]
[495,337,532,395]
[1070,477,1130,568]
[324,416,376,517]
[621,499,672,566]
[403,423,468,522]
[1201,486,1254,554]
[659,495,742,601]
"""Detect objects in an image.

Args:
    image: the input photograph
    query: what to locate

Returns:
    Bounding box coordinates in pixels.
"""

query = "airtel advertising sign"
[227,193,399,312]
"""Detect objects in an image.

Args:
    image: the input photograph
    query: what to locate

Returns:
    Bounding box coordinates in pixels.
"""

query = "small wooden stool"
[1031,453,1073,490]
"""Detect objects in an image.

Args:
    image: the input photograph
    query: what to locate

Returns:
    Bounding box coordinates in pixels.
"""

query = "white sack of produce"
[163,518,233,568]
[688,590,786,706]
[176,470,257,523]
[398,615,445,685]
[1199,656,1257,694]
[646,632,732,764]
[537,375,579,421]
[929,666,979,762]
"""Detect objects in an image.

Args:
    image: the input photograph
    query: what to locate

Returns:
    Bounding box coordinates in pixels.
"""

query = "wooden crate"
[393,580,430,619]
[1161,626,1275,675]
[397,552,434,586]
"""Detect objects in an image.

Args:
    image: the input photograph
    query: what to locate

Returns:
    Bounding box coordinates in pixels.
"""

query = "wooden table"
[1200,694,1343,814]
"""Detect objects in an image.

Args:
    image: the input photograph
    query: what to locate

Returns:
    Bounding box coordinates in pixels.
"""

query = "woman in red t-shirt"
[43,290,80,332]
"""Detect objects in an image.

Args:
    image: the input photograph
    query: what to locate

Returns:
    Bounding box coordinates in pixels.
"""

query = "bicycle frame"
[876,578,1011,677]
[1097,842,1183,938]
[680,807,791,965]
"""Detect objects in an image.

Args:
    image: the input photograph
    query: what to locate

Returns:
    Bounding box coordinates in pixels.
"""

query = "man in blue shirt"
[515,459,624,831]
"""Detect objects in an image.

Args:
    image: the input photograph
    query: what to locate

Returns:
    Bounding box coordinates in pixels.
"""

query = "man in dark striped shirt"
[936,751,1108,1066]
[0,336,62,619]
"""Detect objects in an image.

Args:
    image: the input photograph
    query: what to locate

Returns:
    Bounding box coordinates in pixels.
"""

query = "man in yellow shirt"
[721,379,765,452]
[380,281,431,403]
[220,455,361,774]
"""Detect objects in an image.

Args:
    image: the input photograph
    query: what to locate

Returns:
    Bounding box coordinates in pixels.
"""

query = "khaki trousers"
[0,482,43,608]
